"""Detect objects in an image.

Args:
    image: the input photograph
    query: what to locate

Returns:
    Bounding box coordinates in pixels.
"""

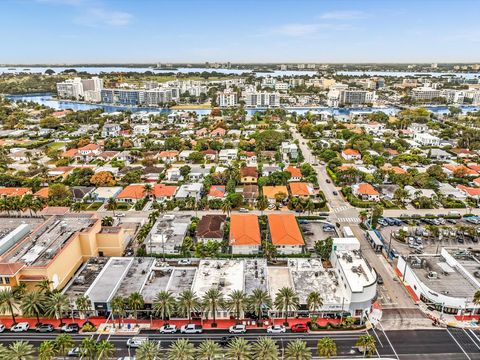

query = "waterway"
[5,93,480,116]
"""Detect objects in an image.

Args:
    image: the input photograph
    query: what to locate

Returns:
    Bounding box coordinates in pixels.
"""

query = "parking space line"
[447,328,472,360]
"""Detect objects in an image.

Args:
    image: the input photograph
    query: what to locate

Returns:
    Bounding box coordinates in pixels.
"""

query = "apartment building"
[244,91,280,107]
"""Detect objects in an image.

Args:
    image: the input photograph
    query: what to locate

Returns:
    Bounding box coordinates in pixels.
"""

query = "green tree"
[356,334,376,357]
[285,339,311,360]
[54,334,75,358]
[48,183,71,206]
[96,340,115,359]
[274,287,300,325]
[168,338,195,360]
[107,197,118,216]
[7,341,35,360]
[261,240,277,262]
[197,339,221,360]
[226,290,248,320]
[75,295,91,320]
[248,288,272,326]
[313,237,333,260]
[202,288,224,326]
[111,296,125,327]
[101,216,114,226]
[20,291,46,325]
[226,337,251,360]
[251,337,279,360]
[474,290,480,315]
[38,340,58,360]
[306,291,323,315]
[317,337,337,358]
[0,288,18,324]
[127,292,144,323]
[45,292,70,326]
[153,291,176,323]
[221,199,232,216]
[79,337,97,360]
[177,290,200,322]
[136,340,161,360]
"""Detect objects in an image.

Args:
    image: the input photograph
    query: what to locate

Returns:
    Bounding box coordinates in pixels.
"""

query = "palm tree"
[197,339,221,360]
[21,194,34,217]
[136,340,161,360]
[274,287,300,325]
[251,337,279,360]
[177,290,200,321]
[12,283,27,300]
[111,296,125,328]
[306,291,323,316]
[7,341,35,360]
[70,202,82,213]
[356,334,376,357]
[248,288,271,326]
[38,340,58,360]
[45,292,70,326]
[0,288,18,324]
[168,338,195,360]
[75,295,91,320]
[36,279,53,294]
[226,337,251,360]
[107,197,118,216]
[285,340,311,360]
[20,291,46,325]
[261,240,277,262]
[473,290,480,315]
[226,290,247,321]
[144,183,153,199]
[317,337,337,359]
[221,199,232,216]
[79,337,97,360]
[202,288,224,326]
[153,291,176,324]
[54,334,74,359]
[257,195,269,215]
[127,292,144,324]
[96,340,115,359]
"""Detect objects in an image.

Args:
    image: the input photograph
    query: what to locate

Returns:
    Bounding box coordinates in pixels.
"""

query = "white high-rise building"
[244,91,280,107]
[56,76,103,100]
[218,90,238,107]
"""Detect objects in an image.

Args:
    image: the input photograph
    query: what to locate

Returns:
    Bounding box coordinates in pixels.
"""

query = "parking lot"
[299,220,338,251]
[378,216,480,256]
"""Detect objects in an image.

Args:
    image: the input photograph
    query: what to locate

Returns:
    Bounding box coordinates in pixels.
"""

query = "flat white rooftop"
[192,259,244,298]
[335,251,376,293]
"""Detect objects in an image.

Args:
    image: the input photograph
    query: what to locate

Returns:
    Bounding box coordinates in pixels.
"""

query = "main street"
[1,328,479,359]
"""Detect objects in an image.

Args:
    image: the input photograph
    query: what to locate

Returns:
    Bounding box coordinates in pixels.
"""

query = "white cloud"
[75,8,133,27]
[319,10,368,20]
[274,23,321,36]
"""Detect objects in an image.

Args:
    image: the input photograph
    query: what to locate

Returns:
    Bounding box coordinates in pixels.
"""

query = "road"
[290,125,418,313]
[2,328,479,359]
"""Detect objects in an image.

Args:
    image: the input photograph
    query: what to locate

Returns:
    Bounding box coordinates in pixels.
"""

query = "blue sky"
[1,0,480,63]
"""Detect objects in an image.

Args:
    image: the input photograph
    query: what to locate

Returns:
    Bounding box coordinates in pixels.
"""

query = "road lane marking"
[463,329,480,351]
[447,328,472,360]
[378,322,399,360]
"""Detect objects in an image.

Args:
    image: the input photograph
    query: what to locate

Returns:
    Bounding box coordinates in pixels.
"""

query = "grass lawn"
[87,202,103,211]
[116,202,131,210]
[47,142,66,151]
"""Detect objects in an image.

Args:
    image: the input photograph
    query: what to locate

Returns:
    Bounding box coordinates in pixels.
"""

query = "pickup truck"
[180,324,203,334]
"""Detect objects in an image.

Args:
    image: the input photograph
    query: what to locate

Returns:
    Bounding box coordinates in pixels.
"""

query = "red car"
[291,324,309,333]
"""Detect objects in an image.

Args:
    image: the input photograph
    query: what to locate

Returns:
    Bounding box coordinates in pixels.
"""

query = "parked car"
[10,322,29,332]
[219,336,234,347]
[326,179,331,183]
[291,323,308,333]
[267,325,286,333]
[229,324,246,334]
[36,323,54,332]
[332,191,338,196]
[60,323,80,333]
[178,259,192,265]
[377,274,384,285]
[116,213,126,217]
[0,324,5,333]
[126,337,148,348]
[239,208,249,213]
[180,324,203,334]
[159,325,177,334]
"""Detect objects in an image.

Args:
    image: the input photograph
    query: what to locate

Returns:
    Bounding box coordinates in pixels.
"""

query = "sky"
[1,0,480,64]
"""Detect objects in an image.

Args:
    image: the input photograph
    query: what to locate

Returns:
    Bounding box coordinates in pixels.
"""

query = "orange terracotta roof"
[467,164,480,172]
[337,165,354,171]
[268,214,304,246]
[262,185,288,199]
[229,214,261,246]
[61,148,78,157]
[159,151,179,157]
[457,185,480,197]
[18,274,47,281]
[443,164,478,176]
[153,184,177,198]
[34,188,49,198]
[240,167,258,178]
[0,263,25,276]
[289,182,314,196]
[381,165,407,175]
[79,144,100,151]
[473,177,480,186]
[117,185,147,199]
[0,187,31,197]
[286,165,302,178]
[342,149,360,156]
[356,183,379,196]
[208,185,226,198]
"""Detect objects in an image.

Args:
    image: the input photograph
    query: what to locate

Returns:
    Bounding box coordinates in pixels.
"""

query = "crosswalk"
[337,217,360,223]
[332,205,350,213]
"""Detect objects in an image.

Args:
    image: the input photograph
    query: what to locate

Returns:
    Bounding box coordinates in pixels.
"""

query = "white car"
[267,325,286,334]
[0,324,5,333]
[10,322,29,332]
[126,337,148,348]
[68,347,80,357]
[116,213,126,217]
[229,324,246,334]
[180,324,203,334]
[178,259,192,265]
[159,324,177,334]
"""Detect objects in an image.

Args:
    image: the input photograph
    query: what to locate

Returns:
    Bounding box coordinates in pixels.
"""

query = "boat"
[7,68,16,70]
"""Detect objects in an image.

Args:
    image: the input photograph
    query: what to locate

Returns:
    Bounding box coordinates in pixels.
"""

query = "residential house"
[242,185,259,205]
[240,167,258,184]
[281,142,298,161]
[219,149,238,163]
[413,133,441,147]
[179,150,194,162]
[175,183,203,201]
[196,215,227,243]
[210,127,226,137]
[240,151,257,166]
[0,187,32,197]
[285,165,302,182]
[289,182,315,198]
[189,166,210,181]
[71,186,95,202]
[352,183,380,202]
[341,148,361,161]
[268,214,304,255]
[101,123,121,137]
[201,149,217,162]
[229,214,261,255]
[77,144,101,162]
[159,151,179,164]
[457,185,480,200]
[262,165,281,176]
[263,185,288,204]
[208,185,226,200]
[133,124,150,136]
[92,187,123,202]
